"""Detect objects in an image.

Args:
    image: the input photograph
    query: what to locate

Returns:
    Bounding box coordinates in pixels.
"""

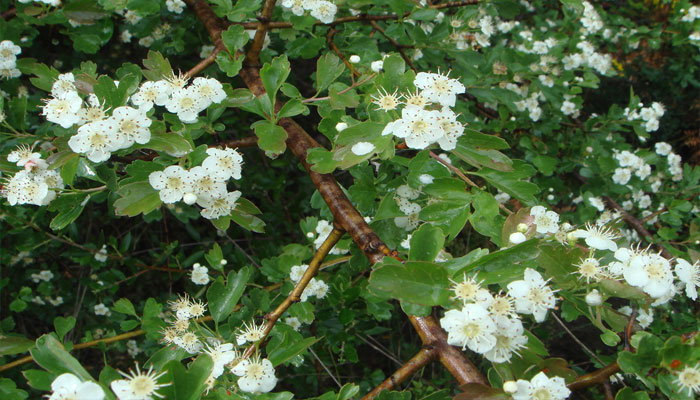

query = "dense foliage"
[0,0,699,399]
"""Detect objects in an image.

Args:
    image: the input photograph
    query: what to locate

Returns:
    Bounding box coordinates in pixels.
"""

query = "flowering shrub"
[1,0,699,399]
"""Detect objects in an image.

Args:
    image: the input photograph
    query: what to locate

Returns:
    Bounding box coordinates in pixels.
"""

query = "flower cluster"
[380,70,466,150]
[191,262,211,285]
[394,184,422,231]
[440,268,556,363]
[289,264,329,302]
[161,294,208,353]
[309,219,349,254]
[623,101,665,134]
[0,40,21,79]
[148,148,243,220]
[131,75,226,123]
[280,0,337,24]
[2,146,63,206]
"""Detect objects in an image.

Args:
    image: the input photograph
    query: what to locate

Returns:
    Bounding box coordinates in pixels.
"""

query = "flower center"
[461,322,481,339]
[167,177,183,190]
[120,119,137,134]
[247,363,265,379]
[411,120,428,134]
[532,388,552,400]
[131,376,156,395]
[180,97,195,109]
[680,369,700,387]
[90,133,107,146]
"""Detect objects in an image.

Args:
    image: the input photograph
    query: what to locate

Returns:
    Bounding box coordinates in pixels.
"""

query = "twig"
[224,232,262,268]
[185,43,225,78]
[602,381,614,400]
[567,361,621,391]
[428,151,512,215]
[244,228,344,359]
[368,20,416,72]
[603,195,672,258]
[356,334,403,366]
[308,347,342,388]
[244,0,277,67]
[361,347,438,399]
[1,8,16,19]
[552,313,605,366]
[220,135,260,148]
[624,307,637,352]
[327,28,360,79]
[301,73,376,103]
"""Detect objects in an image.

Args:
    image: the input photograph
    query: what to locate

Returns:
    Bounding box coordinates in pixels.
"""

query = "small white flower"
[191,264,210,285]
[507,268,557,322]
[192,77,226,107]
[588,196,606,212]
[585,289,603,306]
[388,107,444,150]
[165,0,186,14]
[483,316,528,363]
[94,245,108,262]
[131,81,171,111]
[48,373,105,400]
[509,232,527,244]
[675,259,700,300]
[335,122,348,132]
[309,0,337,24]
[110,363,170,400]
[624,252,674,298]
[413,70,465,107]
[94,303,110,316]
[202,148,244,181]
[111,106,152,145]
[571,223,619,251]
[440,303,497,353]
[231,356,278,393]
[166,86,206,123]
[351,142,375,156]
[204,343,238,379]
[530,206,559,235]
[149,166,191,204]
[370,60,383,72]
[188,166,227,199]
[512,372,571,400]
[42,91,83,128]
[285,317,302,331]
[349,55,360,63]
[198,190,241,220]
[654,142,672,156]
[236,321,267,346]
[676,364,700,397]
[612,167,632,185]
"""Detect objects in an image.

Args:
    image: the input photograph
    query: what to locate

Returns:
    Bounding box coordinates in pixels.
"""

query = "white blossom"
[231,357,278,393]
[440,303,497,353]
[413,70,465,107]
[507,268,557,322]
[512,372,571,400]
[48,373,105,400]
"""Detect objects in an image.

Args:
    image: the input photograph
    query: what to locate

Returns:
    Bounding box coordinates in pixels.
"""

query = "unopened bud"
[503,381,518,394]
[335,122,348,132]
[183,193,197,205]
[509,232,527,244]
[585,289,603,306]
[349,55,360,63]
[517,223,528,233]
[220,259,228,265]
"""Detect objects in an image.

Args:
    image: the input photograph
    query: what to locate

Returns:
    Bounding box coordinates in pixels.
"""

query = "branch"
[369,20,416,72]
[186,43,225,78]
[245,0,277,66]
[567,361,621,391]
[361,347,438,400]
[327,28,360,79]
[1,8,16,20]
[244,228,344,358]
[603,195,672,258]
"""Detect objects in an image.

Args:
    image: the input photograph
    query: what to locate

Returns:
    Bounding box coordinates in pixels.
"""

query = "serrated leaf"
[207,267,252,323]
[112,298,137,317]
[316,53,345,94]
[369,261,450,306]
[114,182,162,217]
[254,121,287,156]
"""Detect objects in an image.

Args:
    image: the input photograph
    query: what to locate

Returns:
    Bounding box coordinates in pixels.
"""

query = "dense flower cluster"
[381,71,466,150]
[148,147,243,220]
[0,40,21,79]
[2,146,63,206]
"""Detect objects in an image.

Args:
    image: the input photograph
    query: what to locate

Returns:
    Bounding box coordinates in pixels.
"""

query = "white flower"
[50,73,77,100]
[204,343,238,379]
[612,168,631,185]
[575,257,608,283]
[0,40,21,60]
[232,356,278,393]
[387,107,444,149]
[198,190,241,220]
[1,170,49,206]
[512,372,571,400]
[94,245,108,262]
[654,142,672,156]
[174,331,202,353]
[202,148,244,181]
[509,232,527,244]
[290,264,309,283]
[335,122,348,131]
[349,55,360,63]
[439,303,497,353]
[42,91,83,128]
[623,252,674,298]
[503,381,518,394]
[68,119,125,163]
[48,373,105,400]
[413,70,465,107]
[131,81,172,111]
[165,0,186,13]
[285,317,302,331]
[188,166,227,199]
[435,107,464,151]
[588,196,605,212]
[191,264,210,285]
[94,303,110,316]
[166,86,206,123]
[281,0,305,15]
[192,77,227,107]
[636,308,654,328]
[309,1,337,24]
[370,60,384,72]
[112,106,152,145]
[351,142,375,156]
[110,363,170,400]
[483,316,528,363]
[676,365,700,397]
[560,100,576,115]
[149,166,191,203]
[675,259,700,300]
[236,321,267,346]
[507,268,557,322]
[38,270,54,281]
[530,206,559,234]
[571,223,619,251]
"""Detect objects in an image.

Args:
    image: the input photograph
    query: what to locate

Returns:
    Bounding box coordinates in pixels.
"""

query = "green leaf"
[53,316,76,342]
[30,334,92,381]
[316,53,345,94]
[0,378,28,400]
[277,99,308,119]
[230,208,266,233]
[472,161,539,206]
[160,355,213,400]
[142,51,173,81]
[112,298,137,317]
[145,346,189,371]
[454,383,508,400]
[114,182,162,217]
[267,335,319,366]
[560,0,584,11]
[141,298,165,340]
[145,131,193,157]
[409,223,445,262]
[369,261,450,306]
[50,194,88,231]
[469,190,504,246]
[215,52,244,77]
[453,240,540,285]
[59,154,80,186]
[206,267,252,323]
[22,369,52,391]
[329,82,359,110]
[460,129,509,150]
[260,55,291,106]
[0,335,34,356]
[254,121,288,156]
[600,329,621,346]
[337,384,361,400]
[221,25,249,54]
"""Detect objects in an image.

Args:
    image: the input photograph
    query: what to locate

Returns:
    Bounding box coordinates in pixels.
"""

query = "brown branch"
[220,135,260,148]
[327,28,360,79]
[361,347,438,400]
[603,195,672,258]
[186,0,486,389]
[567,361,620,391]
[186,43,225,78]
[369,20,416,72]
[1,8,16,20]
[245,0,277,67]
[244,228,344,358]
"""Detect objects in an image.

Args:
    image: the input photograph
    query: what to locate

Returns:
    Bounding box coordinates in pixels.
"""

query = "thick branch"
[245,0,277,66]
[361,347,439,400]
[567,361,620,391]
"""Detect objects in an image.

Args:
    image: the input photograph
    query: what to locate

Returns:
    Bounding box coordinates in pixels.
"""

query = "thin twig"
[327,28,360,79]
[603,195,672,258]
[356,334,403,366]
[186,43,225,78]
[368,20,416,72]
[552,313,605,366]
[308,347,342,388]
[301,73,376,103]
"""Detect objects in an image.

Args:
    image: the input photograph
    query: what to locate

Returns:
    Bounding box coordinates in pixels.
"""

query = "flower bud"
[183,192,197,205]
[503,381,518,394]
[220,259,228,265]
[517,223,528,233]
[371,60,384,72]
[335,122,348,132]
[349,55,360,63]
[509,232,527,244]
[585,289,603,306]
